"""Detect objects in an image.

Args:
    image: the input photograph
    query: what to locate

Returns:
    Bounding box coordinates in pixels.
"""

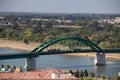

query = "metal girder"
[31,37,103,54]
[0,53,38,60]
[0,37,120,60]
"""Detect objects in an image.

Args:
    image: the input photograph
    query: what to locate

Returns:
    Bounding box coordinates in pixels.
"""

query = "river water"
[0,48,120,77]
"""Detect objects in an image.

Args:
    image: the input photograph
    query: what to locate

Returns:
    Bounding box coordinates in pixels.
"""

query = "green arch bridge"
[0,37,120,69]
[0,37,120,60]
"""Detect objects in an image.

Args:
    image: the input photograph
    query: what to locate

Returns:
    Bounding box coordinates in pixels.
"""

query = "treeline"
[1,12,120,20]
[0,23,120,49]
[0,13,120,49]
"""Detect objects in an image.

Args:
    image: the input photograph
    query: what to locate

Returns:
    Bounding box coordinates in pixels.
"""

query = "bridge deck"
[0,49,119,60]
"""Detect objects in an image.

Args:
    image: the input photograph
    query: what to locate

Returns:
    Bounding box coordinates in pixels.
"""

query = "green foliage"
[89,72,95,78]
[0,14,119,49]
[101,74,105,80]
[75,70,80,78]
[75,70,84,78]
[69,69,73,75]
[84,69,89,77]
[117,76,120,80]
[1,64,4,68]
[81,78,93,80]
[37,21,42,28]
[99,41,111,49]
[114,75,117,80]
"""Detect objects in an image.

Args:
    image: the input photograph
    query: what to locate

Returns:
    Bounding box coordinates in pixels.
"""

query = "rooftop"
[0,68,77,80]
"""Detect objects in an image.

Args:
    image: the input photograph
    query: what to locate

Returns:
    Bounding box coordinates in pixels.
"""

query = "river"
[0,48,120,77]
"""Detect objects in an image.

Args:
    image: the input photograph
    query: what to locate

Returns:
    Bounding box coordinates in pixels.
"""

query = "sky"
[0,0,120,14]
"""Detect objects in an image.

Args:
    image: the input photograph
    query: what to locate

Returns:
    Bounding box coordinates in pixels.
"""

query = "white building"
[114,17,120,23]
[97,19,115,24]
[0,16,4,19]
[118,72,120,76]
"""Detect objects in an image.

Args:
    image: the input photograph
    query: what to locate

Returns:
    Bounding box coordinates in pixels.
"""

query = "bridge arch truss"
[31,37,103,55]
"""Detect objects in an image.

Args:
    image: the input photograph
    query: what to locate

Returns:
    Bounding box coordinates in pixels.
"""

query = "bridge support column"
[25,58,36,71]
[94,52,106,66]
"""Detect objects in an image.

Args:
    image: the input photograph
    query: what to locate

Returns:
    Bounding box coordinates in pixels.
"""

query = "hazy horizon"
[0,0,120,14]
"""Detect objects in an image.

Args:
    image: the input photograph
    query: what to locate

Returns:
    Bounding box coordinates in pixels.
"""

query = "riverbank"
[61,53,120,60]
[0,39,39,51]
[0,39,120,60]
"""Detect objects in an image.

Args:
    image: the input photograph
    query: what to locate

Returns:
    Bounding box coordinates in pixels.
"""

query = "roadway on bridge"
[0,49,120,60]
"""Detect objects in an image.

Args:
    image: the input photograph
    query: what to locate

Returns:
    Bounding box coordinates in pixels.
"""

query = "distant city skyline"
[0,0,120,14]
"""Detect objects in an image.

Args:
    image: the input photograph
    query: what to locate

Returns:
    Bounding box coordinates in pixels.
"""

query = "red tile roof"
[0,69,77,79]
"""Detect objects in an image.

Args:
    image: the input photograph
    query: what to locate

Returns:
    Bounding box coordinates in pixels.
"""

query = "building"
[97,19,115,24]
[0,21,11,25]
[0,68,77,80]
[114,17,120,23]
[118,72,120,76]
[31,18,49,21]
[0,16,4,19]
[55,19,72,24]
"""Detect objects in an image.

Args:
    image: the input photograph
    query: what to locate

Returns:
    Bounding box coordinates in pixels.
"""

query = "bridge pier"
[94,52,106,66]
[25,58,36,71]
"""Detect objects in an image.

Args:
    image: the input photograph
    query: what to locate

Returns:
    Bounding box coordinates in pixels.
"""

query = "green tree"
[108,76,112,80]
[23,28,33,40]
[114,75,117,80]
[101,74,105,80]
[84,69,89,77]
[13,22,18,29]
[69,69,73,75]
[117,76,120,80]
[75,70,80,78]
[37,21,42,27]
[1,64,4,68]
[99,41,111,49]
[45,21,53,28]
[5,65,11,71]
[24,39,29,45]
[19,66,23,72]
[13,65,16,72]
[89,72,95,78]
[80,70,84,77]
